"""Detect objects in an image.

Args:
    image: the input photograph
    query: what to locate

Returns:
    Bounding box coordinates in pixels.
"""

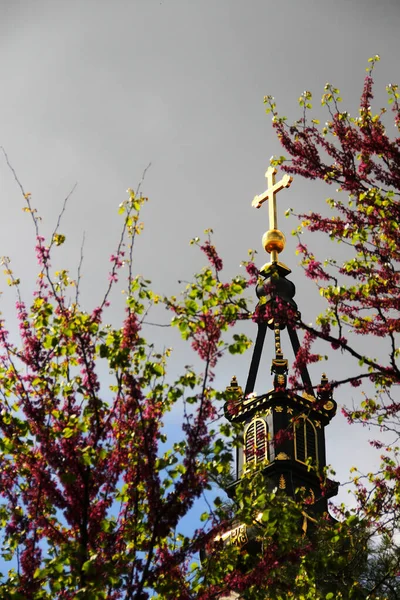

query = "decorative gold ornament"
[287,407,294,414]
[228,524,248,547]
[226,375,243,397]
[272,356,288,371]
[276,452,290,460]
[252,166,293,214]
[323,400,335,411]
[320,372,329,386]
[279,474,286,489]
[252,166,293,262]
[274,405,283,412]
[217,524,248,547]
[262,228,286,254]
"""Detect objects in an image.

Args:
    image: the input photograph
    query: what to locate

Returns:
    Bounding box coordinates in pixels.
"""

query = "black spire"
[224,167,338,521]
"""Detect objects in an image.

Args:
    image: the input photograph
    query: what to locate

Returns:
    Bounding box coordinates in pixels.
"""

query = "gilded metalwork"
[226,375,243,398]
[262,229,285,254]
[252,166,293,225]
[275,374,285,386]
[252,166,293,262]
[228,524,248,547]
[320,372,329,386]
[276,451,290,460]
[274,322,281,354]
[318,373,337,414]
[279,474,286,489]
[217,524,248,548]
[323,400,335,411]
[271,322,288,389]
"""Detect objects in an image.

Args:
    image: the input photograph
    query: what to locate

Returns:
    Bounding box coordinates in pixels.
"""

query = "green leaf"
[151,362,164,377]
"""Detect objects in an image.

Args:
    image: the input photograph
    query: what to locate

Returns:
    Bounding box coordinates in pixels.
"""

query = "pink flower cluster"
[200,241,223,272]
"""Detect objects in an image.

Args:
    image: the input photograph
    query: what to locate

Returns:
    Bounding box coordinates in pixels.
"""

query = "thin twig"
[75,231,86,305]
[48,182,78,252]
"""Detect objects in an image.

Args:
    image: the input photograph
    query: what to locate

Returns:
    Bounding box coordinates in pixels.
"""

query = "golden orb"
[262,229,286,254]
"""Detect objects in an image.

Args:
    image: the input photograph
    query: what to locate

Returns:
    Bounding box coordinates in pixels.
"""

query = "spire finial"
[271,322,288,390]
[252,166,293,263]
[226,375,243,397]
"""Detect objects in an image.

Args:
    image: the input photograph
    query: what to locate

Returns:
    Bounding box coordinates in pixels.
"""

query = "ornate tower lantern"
[225,167,338,517]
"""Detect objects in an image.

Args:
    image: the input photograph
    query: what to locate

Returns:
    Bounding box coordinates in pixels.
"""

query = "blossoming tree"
[2,54,399,597]
[264,56,400,597]
[0,162,343,599]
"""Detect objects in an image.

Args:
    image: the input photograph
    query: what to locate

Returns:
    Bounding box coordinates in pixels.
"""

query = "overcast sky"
[1,0,399,503]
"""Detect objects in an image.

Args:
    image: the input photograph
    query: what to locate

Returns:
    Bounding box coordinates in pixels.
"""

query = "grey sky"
[1,0,399,503]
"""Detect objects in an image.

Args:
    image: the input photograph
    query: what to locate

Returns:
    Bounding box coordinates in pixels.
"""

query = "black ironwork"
[244,263,315,397]
[244,322,267,396]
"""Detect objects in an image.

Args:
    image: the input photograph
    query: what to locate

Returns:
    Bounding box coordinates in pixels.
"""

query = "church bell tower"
[225,167,338,520]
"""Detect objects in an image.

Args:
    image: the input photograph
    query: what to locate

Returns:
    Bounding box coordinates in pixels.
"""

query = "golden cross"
[252,167,293,230]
